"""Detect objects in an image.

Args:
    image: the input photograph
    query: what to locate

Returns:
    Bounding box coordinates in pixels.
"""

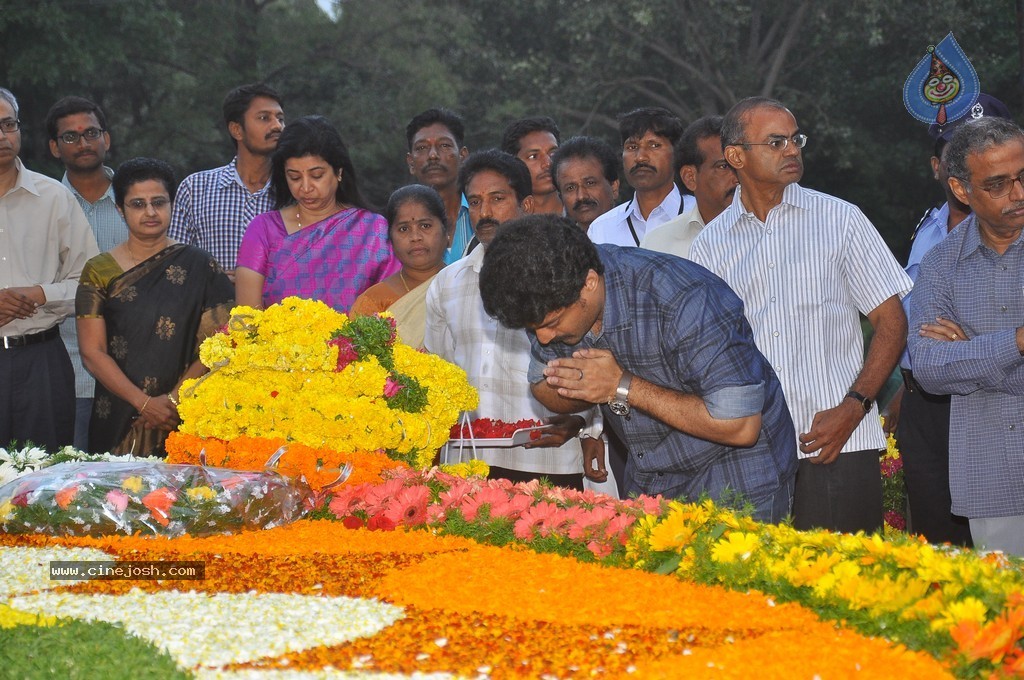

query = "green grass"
[0,618,189,679]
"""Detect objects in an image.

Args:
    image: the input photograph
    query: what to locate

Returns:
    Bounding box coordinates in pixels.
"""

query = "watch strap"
[844,389,872,413]
[616,371,633,402]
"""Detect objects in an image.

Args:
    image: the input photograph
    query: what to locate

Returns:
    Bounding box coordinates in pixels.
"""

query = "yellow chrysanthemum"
[812,559,861,598]
[185,486,217,502]
[710,532,760,563]
[646,511,697,553]
[121,476,144,493]
[0,604,57,629]
[930,596,990,632]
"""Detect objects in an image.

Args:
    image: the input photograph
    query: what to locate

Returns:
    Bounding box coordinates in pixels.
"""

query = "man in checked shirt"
[910,116,1024,556]
[169,83,284,280]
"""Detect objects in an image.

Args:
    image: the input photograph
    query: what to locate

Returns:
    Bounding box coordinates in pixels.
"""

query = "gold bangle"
[139,395,152,415]
[168,393,179,407]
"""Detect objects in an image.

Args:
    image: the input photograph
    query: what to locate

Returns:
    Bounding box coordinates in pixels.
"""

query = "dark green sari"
[76,243,233,456]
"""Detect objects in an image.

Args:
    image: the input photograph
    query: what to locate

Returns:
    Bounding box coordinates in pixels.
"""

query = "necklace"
[399,269,411,293]
[126,237,168,267]
[296,203,344,231]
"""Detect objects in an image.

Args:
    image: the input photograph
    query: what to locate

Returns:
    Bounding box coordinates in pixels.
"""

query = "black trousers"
[0,330,75,450]
[897,385,972,546]
[792,449,883,533]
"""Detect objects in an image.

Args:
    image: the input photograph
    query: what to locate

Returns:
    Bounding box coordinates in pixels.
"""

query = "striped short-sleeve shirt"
[690,183,912,458]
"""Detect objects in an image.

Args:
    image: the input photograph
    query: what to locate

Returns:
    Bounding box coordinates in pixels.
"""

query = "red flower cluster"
[328,336,359,372]
[449,418,544,439]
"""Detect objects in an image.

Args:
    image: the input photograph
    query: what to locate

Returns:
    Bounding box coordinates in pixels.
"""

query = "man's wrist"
[843,389,872,415]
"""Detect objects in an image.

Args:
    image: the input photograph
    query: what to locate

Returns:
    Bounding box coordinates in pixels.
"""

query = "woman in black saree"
[76,158,233,456]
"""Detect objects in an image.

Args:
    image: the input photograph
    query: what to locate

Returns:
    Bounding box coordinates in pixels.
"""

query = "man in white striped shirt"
[691,97,912,533]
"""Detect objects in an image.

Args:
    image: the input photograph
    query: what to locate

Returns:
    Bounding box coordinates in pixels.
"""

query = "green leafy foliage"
[2,0,1020,248]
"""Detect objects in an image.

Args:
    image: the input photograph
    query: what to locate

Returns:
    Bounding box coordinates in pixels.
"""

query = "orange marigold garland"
[165,432,407,491]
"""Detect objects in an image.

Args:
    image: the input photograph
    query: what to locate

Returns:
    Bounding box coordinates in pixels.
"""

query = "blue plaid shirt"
[169,157,274,270]
[909,214,1024,518]
[528,245,797,504]
[61,168,128,398]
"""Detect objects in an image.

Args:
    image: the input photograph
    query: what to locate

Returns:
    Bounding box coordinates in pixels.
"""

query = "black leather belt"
[1,326,59,349]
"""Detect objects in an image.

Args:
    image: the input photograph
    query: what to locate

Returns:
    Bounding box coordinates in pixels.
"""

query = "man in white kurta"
[426,149,589,487]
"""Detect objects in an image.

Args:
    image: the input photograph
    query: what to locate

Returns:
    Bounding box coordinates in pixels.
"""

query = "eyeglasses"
[0,119,20,134]
[739,133,808,151]
[125,197,171,211]
[965,171,1024,199]
[57,127,105,145]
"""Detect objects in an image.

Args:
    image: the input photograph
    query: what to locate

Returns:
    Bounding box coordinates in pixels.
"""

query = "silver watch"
[608,370,633,417]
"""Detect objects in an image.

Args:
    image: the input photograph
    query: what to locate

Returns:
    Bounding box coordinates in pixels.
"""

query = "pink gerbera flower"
[513,501,559,540]
[384,485,429,526]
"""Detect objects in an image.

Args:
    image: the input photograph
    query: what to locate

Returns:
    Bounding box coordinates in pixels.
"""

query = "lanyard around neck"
[625,193,684,246]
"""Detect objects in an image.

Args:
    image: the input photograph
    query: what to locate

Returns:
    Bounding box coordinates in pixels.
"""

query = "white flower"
[11,590,405,670]
[23,447,47,466]
[0,461,19,486]
[0,545,113,596]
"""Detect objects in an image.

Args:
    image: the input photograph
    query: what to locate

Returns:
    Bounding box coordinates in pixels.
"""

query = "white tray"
[447,424,555,448]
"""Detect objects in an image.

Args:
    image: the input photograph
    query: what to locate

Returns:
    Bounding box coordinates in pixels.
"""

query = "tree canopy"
[1,0,1020,250]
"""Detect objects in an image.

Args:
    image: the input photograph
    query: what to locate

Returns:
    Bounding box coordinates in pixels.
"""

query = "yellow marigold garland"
[176,297,477,469]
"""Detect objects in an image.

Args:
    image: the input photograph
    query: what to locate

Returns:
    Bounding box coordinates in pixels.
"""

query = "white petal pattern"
[10,590,405,670]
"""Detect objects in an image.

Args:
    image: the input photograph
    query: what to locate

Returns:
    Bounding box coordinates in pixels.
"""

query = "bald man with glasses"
[691,97,912,534]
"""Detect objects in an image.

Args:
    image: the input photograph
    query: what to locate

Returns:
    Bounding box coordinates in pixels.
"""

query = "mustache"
[475,218,501,231]
[266,132,281,141]
[629,163,655,174]
[422,162,445,172]
[573,198,598,212]
[1002,202,1024,215]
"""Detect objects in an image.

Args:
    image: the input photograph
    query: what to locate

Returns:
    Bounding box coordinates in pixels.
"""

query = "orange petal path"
[0,521,951,677]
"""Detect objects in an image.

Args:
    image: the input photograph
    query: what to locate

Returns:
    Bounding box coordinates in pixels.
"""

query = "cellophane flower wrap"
[175,297,478,469]
[0,461,313,537]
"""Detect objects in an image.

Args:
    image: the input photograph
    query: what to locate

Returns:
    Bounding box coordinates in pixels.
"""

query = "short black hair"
[458,149,532,203]
[550,136,619,191]
[45,96,108,140]
[618,107,683,146]
[112,157,176,208]
[385,184,450,240]
[500,116,561,156]
[721,97,789,148]
[406,108,465,150]
[222,83,282,128]
[270,115,369,211]
[677,115,724,169]
[480,214,604,329]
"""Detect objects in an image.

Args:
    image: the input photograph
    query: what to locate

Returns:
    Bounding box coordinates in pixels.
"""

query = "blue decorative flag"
[903,33,980,126]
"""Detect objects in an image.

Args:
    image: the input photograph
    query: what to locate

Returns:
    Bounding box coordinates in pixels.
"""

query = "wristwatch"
[609,371,633,417]
[844,390,872,414]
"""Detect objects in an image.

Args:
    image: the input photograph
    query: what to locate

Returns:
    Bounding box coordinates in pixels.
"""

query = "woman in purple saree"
[235,116,399,312]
